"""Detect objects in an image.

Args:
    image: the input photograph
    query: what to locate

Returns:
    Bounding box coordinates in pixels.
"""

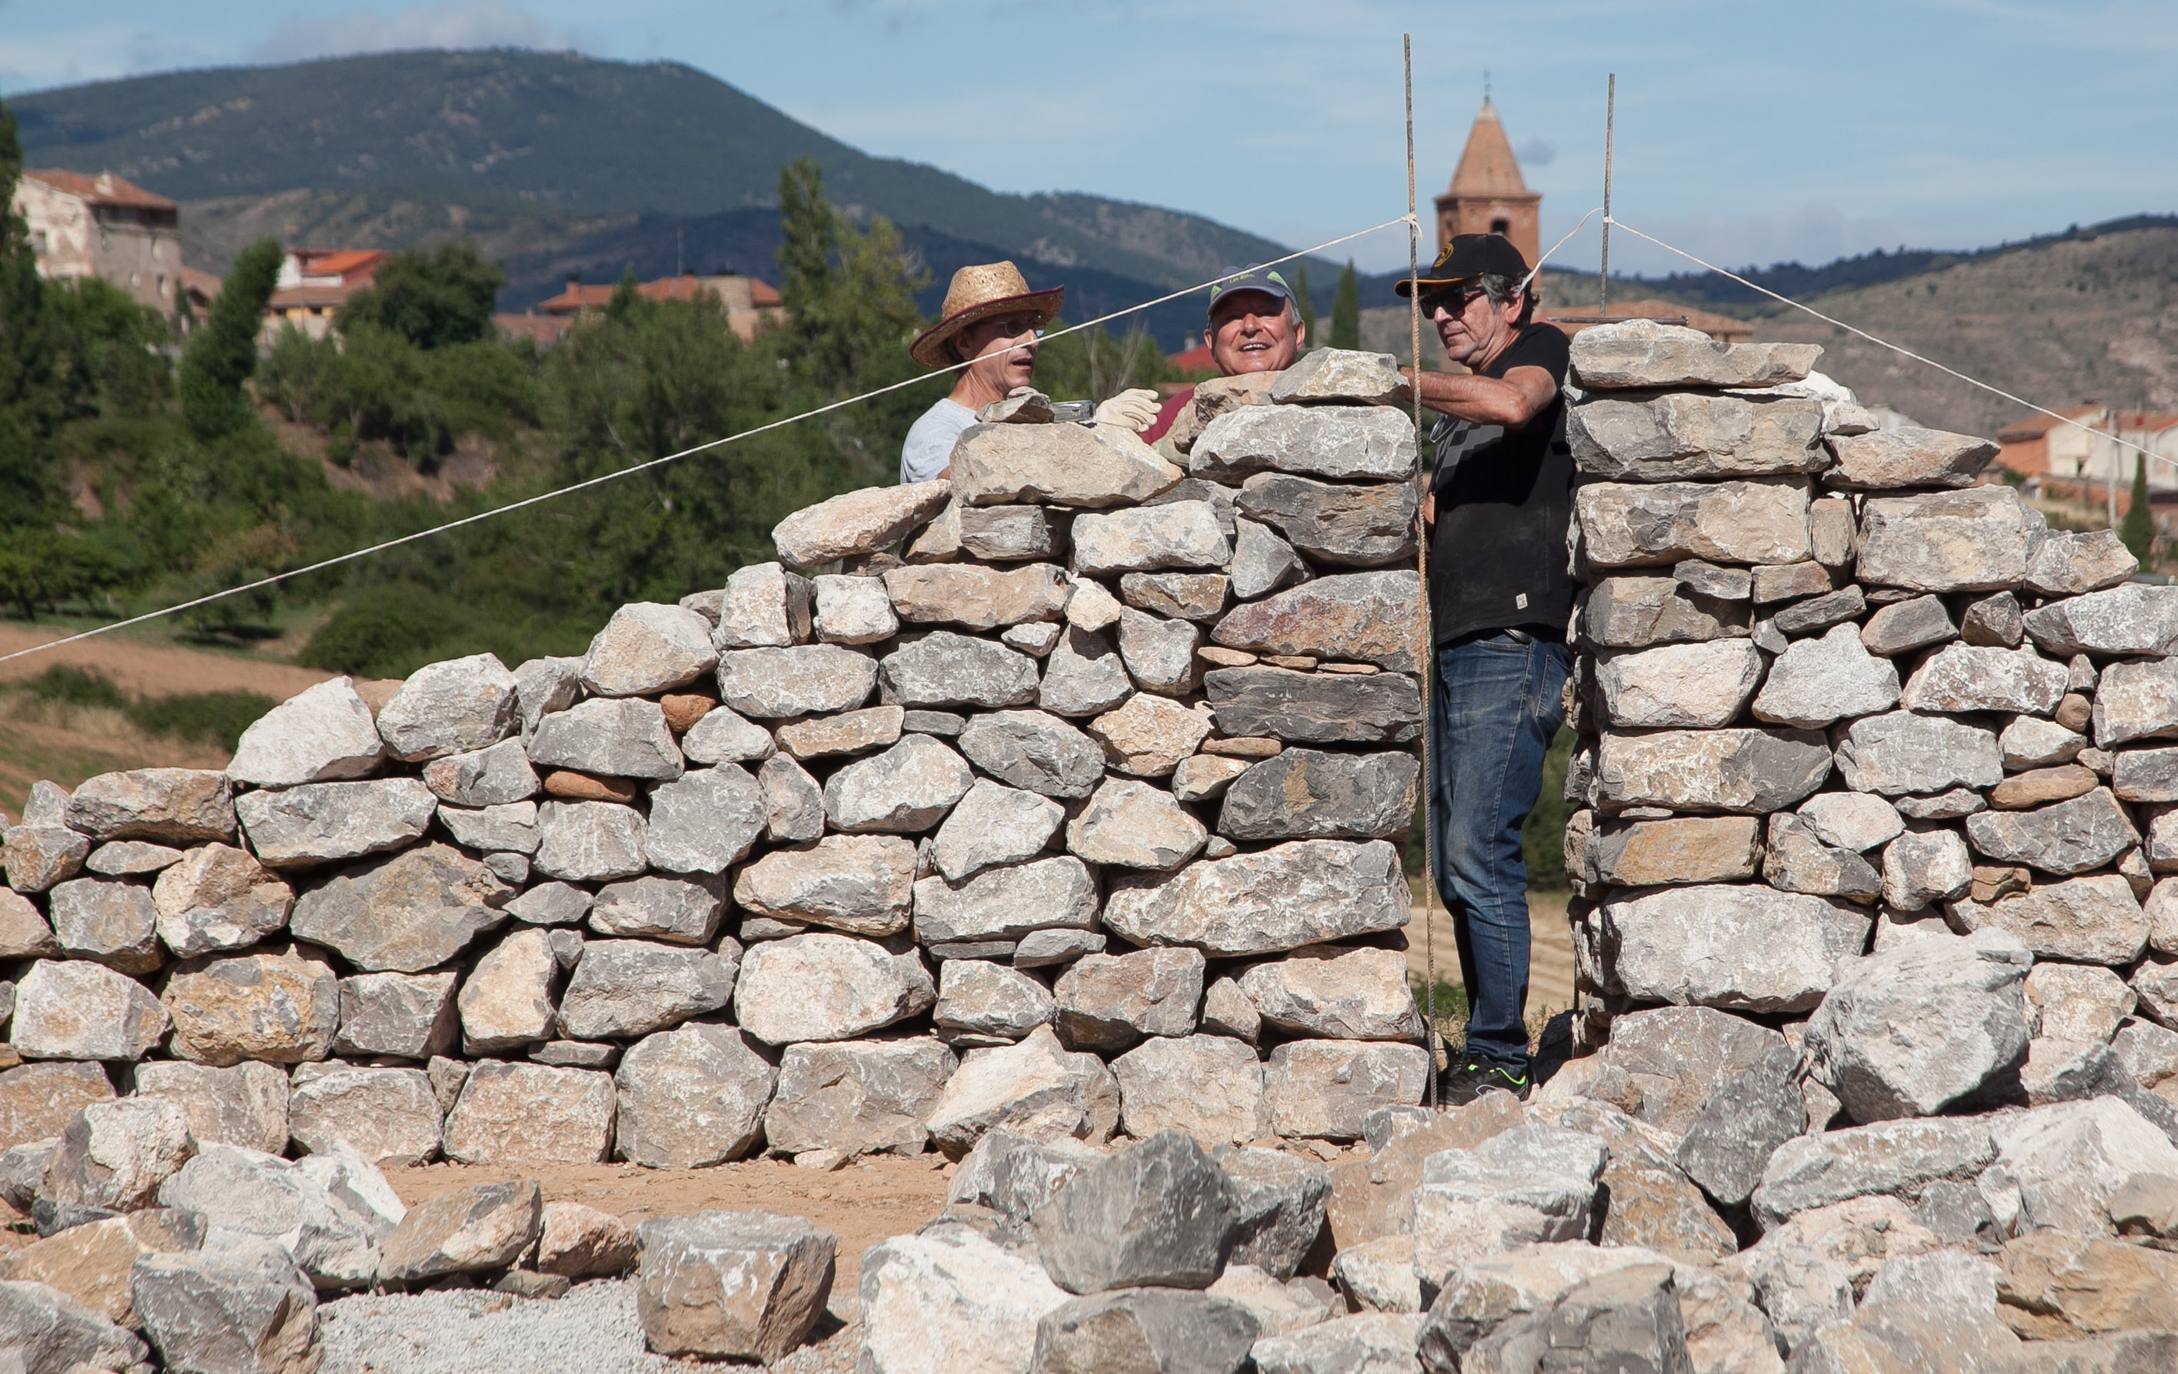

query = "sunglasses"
[1417,285,1489,316]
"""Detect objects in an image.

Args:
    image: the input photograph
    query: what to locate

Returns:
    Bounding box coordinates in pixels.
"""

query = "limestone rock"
[1237,945,1419,1041]
[162,947,338,1067]
[773,481,953,569]
[925,1026,1121,1157]
[713,562,816,651]
[1411,1125,1609,1284]
[1949,873,2149,964]
[882,563,1069,630]
[2024,528,2138,598]
[1749,623,1900,728]
[67,768,237,846]
[858,1222,1070,1374]
[2093,658,2178,749]
[1573,815,1762,887]
[442,1062,615,1166]
[1835,711,2003,796]
[1825,425,1996,490]
[1066,778,1206,870]
[1965,787,2136,875]
[289,843,507,972]
[1902,644,2069,716]
[1580,576,1749,650]
[914,856,1099,945]
[812,573,898,645]
[1201,666,1423,745]
[46,877,159,974]
[1,823,89,896]
[1210,571,1422,672]
[236,778,437,868]
[1235,474,1415,567]
[155,1143,394,1290]
[613,1023,776,1168]
[1595,728,1832,813]
[636,1210,835,1363]
[823,734,974,833]
[533,799,648,881]
[375,653,518,761]
[1859,594,1957,657]
[1982,1096,2178,1234]
[1194,399,1417,479]
[1879,827,1973,912]
[1577,479,1812,569]
[1596,640,1763,729]
[332,972,457,1060]
[1856,486,2033,592]
[1116,607,1200,695]
[1071,502,1231,577]
[533,1200,637,1278]
[131,1242,320,1374]
[1263,1040,1428,1140]
[1103,839,1409,957]
[1750,1116,1995,1229]
[1088,693,1214,778]
[580,602,717,697]
[2024,583,2178,657]
[380,1179,540,1283]
[1804,932,2031,1123]
[935,959,1055,1045]
[1601,886,1871,1013]
[881,631,1040,710]
[1111,1036,1267,1148]
[10,960,166,1061]
[1054,947,1204,1052]
[758,755,825,842]
[949,421,1183,509]
[557,939,737,1040]
[1033,1131,1234,1294]
[421,737,540,808]
[1576,390,1827,484]
[1039,627,1134,716]
[1031,1287,1259,1374]
[639,765,766,875]
[733,933,935,1045]
[287,1067,442,1166]
[227,677,386,788]
[40,1097,193,1213]
[733,834,916,935]
[1569,322,1819,389]
[680,705,775,766]
[130,1061,289,1155]
[0,1208,203,1328]
[765,1038,955,1158]
[0,1275,151,1369]
[716,644,879,719]
[931,779,1063,882]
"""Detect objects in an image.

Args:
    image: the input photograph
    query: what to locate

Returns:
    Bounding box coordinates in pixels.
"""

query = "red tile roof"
[1168,344,1215,375]
[23,168,176,212]
[751,278,781,307]
[293,249,386,282]
[494,313,573,347]
[537,273,784,316]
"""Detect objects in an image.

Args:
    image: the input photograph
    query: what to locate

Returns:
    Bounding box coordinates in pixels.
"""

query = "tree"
[0,97,64,526]
[1330,259,1360,350]
[1292,265,1317,348]
[2122,454,2157,564]
[339,241,504,349]
[180,238,283,440]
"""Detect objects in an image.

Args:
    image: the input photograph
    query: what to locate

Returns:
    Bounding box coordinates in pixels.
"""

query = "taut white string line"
[1518,207,1603,296]
[1606,215,2176,475]
[0,214,1416,670]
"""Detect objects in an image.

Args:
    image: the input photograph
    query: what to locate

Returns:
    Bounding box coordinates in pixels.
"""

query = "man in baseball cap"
[1401,232,1574,1106]
[1141,266,1309,444]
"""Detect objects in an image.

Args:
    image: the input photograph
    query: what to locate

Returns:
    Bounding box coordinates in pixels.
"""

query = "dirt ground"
[1405,887,1580,1015]
[387,1156,956,1293]
[0,623,333,700]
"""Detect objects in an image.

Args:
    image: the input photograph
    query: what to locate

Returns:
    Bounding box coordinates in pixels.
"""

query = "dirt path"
[387,1156,955,1292]
[0,623,332,700]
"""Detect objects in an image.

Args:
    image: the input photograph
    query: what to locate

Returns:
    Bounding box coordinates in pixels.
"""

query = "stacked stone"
[0,347,1433,1181]
[1523,317,2178,1364]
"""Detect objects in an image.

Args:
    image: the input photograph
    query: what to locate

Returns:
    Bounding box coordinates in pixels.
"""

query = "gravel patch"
[318,1278,860,1373]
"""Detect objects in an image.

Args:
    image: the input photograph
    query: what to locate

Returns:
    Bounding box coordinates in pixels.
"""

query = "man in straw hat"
[900,261,1161,483]
[1396,232,1573,1106]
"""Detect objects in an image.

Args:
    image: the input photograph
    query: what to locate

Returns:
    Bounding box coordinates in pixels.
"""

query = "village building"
[12,169,184,318]
[1436,96,1542,271]
[1996,404,2178,512]
[263,248,389,342]
[513,270,786,344]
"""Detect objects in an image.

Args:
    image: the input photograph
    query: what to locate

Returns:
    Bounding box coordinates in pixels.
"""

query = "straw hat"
[909,261,1064,369]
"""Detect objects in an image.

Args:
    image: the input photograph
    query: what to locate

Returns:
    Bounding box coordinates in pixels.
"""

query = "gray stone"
[288,1066,442,1165]
[236,778,436,867]
[1771,585,1866,638]
[915,856,1100,944]
[1104,839,1409,957]
[1596,640,1763,728]
[776,704,904,760]
[1571,391,1824,484]
[532,1200,637,1279]
[1040,626,1135,717]
[435,799,539,856]
[823,734,975,833]
[2117,745,2178,802]
[132,1061,290,1154]
[766,1038,956,1158]
[2,822,90,895]
[1671,1044,1803,1209]
[66,768,235,845]
[680,705,775,766]
[1859,594,1957,656]
[0,1276,150,1370]
[772,480,953,569]
[11,959,168,1061]
[734,933,934,1045]
[1797,793,1904,852]
[453,928,558,1054]
[289,843,508,972]
[960,504,1065,561]
[714,563,816,650]
[716,644,878,718]
[882,631,1041,709]
[2026,962,2134,1043]
[375,653,518,761]
[635,1210,836,1363]
[557,939,737,1040]
[1034,1131,1234,1294]
[1960,590,2025,647]
[2094,658,2178,748]
[1569,321,1819,389]
[931,779,1064,882]
[1071,502,1231,577]
[157,1143,394,1290]
[613,1024,775,1168]
[503,882,592,929]
[642,764,766,874]
[2025,528,2138,597]
[1117,608,1201,695]
[1031,1287,1259,1374]
[227,677,386,788]
[1111,1036,1267,1148]
[756,754,825,843]
[380,1179,539,1281]
[1600,885,1871,1013]
[421,737,540,807]
[1235,474,1415,567]
[936,961,1056,1044]
[587,873,725,945]
[1579,576,1748,650]
[162,947,339,1067]
[1412,1125,1609,1283]
[1119,571,1231,621]
[1202,666,1422,745]
[1965,787,2136,874]
[1217,748,1418,842]
[1210,570,1421,672]
[1981,1096,2178,1235]
[1066,778,1205,870]
[1805,932,2032,1123]
[2025,583,2178,657]
[1263,1040,1428,1140]
[131,1242,319,1374]
[533,799,648,881]
[1751,1116,1996,1229]
[1880,827,1974,911]
[1761,815,1880,901]
[47,877,159,974]
[1577,479,1812,569]
[442,1061,615,1166]
[1090,693,1214,777]
[526,697,682,781]
[812,573,899,645]
[950,421,1183,509]
[40,1097,193,1213]
[883,563,1069,631]
[1673,560,1752,600]
[1017,928,1108,969]
[1825,425,1996,490]
[733,834,916,935]
[1193,400,1417,480]
[580,602,717,696]
[1216,1148,1331,1280]
[0,888,55,961]
[926,1025,1121,1157]
[1573,814,1763,887]
[1237,945,1419,1041]
[1054,947,1205,1052]
[1856,486,2032,592]
[1902,644,2069,716]
[1835,711,2003,796]
[1949,873,2148,964]
[1749,623,1900,728]
[1595,728,1832,812]
[512,655,583,738]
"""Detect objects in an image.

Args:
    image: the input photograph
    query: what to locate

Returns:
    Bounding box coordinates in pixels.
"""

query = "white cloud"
[250,1,593,64]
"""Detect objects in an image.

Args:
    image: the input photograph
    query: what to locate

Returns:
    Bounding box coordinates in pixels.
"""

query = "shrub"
[128,690,275,751]
[298,587,466,677]
[13,664,127,710]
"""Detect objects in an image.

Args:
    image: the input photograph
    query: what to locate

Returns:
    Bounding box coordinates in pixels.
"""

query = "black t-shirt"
[1425,323,1575,645]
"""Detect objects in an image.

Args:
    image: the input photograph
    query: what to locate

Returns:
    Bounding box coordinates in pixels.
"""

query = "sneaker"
[1438,1057,1531,1106]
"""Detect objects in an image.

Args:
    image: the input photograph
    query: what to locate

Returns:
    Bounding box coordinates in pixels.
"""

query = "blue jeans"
[1430,631,1571,1070]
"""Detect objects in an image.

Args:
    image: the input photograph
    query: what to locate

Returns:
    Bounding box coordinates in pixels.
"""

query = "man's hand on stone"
[1092,389,1162,433]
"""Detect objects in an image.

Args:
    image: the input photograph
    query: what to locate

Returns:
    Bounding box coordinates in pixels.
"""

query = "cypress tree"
[1330,259,1360,350]
[1292,265,1317,347]
[2122,453,2157,563]
[179,237,283,441]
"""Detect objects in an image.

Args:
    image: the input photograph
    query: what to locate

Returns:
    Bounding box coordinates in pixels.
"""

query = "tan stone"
[162,947,340,1066]
[1997,1229,2178,1340]
[541,770,640,803]
[1325,1093,1528,1249]
[1989,764,2098,810]
[0,1209,203,1326]
[0,1061,114,1149]
[659,692,718,734]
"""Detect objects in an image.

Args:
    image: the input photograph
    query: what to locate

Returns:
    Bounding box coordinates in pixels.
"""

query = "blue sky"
[3,0,2173,277]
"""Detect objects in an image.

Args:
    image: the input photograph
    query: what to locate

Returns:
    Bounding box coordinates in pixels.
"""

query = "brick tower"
[1435,95,1542,275]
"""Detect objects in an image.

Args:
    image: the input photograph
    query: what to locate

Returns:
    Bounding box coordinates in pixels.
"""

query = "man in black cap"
[1397,232,1573,1104]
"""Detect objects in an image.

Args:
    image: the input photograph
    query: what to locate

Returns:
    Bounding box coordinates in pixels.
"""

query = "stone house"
[264,248,389,342]
[12,168,183,317]
[532,270,785,342]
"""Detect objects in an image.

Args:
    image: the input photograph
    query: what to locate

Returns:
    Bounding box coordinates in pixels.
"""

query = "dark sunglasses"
[1418,284,1489,316]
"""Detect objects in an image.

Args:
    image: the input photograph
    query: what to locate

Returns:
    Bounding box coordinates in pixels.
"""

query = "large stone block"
[1236,945,1420,1041]
[643,764,766,874]
[236,778,437,867]
[637,1210,836,1363]
[226,677,386,788]
[717,644,879,718]
[163,947,339,1066]
[67,768,236,845]
[1217,748,1419,841]
[289,843,509,972]
[1111,1036,1267,1148]
[1263,1040,1428,1140]
[374,653,518,761]
[1191,402,1418,481]
[1570,391,1825,481]
[1825,425,1997,490]
[613,1023,775,1168]
[1410,1125,1608,1283]
[2023,583,2178,657]
[772,481,952,569]
[1856,486,2032,592]
[1071,501,1232,577]
[1066,777,1206,869]
[557,939,738,1040]
[1103,839,1409,956]
[1749,622,1901,728]
[949,420,1183,509]
[713,563,815,649]
[1594,728,1831,813]
[881,631,1041,709]
[1947,874,2148,965]
[858,1222,1070,1374]
[1601,885,1872,1013]
[734,834,916,935]
[765,1037,956,1158]
[131,1242,320,1374]
[442,1061,615,1166]
[2094,659,2178,748]
[823,734,975,833]
[1576,479,1812,569]
[1201,666,1423,745]
[1568,321,1819,389]
[1572,814,1762,887]
[11,960,169,1062]
[581,602,718,696]
[882,563,1070,630]
[1595,640,1763,728]
[1578,576,1748,650]
[1033,1131,1235,1294]
[1835,711,2004,796]
[733,933,935,1045]
[288,1066,443,1165]
[1210,571,1421,672]
[1901,644,2069,716]
[1805,932,2032,1123]
[1235,474,1416,567]
[925,1026,1121,1157]
[334,971,458,1060]
[526,696,683,780]
[1053,947,1205,1052]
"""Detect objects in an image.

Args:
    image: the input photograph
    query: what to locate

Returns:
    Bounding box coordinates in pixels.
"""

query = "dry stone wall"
[0,348,1434,1174]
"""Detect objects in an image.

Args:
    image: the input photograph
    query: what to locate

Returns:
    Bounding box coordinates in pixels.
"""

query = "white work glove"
[1091,388,1162,433]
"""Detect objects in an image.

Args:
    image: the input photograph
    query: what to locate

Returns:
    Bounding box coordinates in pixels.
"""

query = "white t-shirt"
[899,398,977,484]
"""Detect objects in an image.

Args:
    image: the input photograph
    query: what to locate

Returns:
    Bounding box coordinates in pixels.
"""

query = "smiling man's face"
[1206,290,1305,375]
